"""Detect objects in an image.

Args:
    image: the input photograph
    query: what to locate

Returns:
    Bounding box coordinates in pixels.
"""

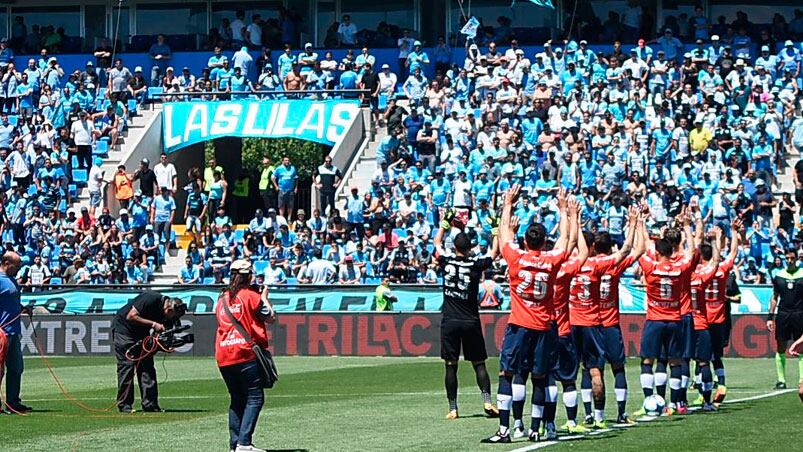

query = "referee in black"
[112,291,186,413]
[433,210,499,420]
[767,248,803,390]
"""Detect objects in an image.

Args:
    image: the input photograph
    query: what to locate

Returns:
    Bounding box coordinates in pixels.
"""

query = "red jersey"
[675,251,700,316]
[639,253,696,322]
[569,255,619,327]
[599,255,637,327]
[503,241,569,331]
[215,289,270,368]
[691,262,718,330]
[705,258,735,325]
[554,258,583,336]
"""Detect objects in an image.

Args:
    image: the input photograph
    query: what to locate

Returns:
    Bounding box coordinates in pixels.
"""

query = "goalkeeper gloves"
[439,219,452,230]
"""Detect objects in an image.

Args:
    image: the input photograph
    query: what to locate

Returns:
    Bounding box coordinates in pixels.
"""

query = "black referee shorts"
[440,319,488,362]
[775,311,803,343]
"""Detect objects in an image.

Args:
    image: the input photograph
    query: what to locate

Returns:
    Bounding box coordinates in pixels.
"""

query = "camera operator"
[215,259,275,452]
[112,291,186,413]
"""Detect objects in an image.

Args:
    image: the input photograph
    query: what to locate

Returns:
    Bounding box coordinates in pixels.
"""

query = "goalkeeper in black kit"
[433,209,500,420]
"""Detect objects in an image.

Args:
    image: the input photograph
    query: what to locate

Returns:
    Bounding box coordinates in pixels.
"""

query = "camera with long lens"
[157,324,195,348]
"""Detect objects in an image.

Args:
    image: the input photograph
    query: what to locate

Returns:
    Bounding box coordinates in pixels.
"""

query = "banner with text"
[21,283,774,315]
[20,313,777,358]
[162,99,361,153]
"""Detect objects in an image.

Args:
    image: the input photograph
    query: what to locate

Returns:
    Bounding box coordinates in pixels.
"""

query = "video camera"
[157,324,194,349]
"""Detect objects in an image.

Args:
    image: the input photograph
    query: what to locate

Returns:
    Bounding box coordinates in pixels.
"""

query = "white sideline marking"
[506,389,797,452]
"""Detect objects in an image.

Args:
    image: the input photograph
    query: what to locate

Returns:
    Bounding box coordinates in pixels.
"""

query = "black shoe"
[142,405,164,413]
[480,431,512,444]
[775,381,787,390]
[119,406,134,413]
[8,404,32,413]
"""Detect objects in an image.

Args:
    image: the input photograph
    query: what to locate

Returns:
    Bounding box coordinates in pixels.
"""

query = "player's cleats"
[775,381,787,389]
[561,422,589,433]
[662,406,675,416]
[675,405,689,415]
[512,427,527,439]
[483,403,499,418]
[616,413,635,425]
[583,414,594,425]
[545,423,558,440]
[527,430,541,442]
[702,403,717,412]
[690,394,705,407]
[593,420,608,429]
[480,431,511,444]
[446,410,459,420]
[713,385,728,404]
[631,407,647,417]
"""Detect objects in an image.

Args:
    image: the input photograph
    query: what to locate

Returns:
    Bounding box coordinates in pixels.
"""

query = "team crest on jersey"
[789,282,795,290]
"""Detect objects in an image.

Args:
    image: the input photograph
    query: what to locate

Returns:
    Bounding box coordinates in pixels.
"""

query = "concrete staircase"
[337,126,384,206]
[777,144,800,195]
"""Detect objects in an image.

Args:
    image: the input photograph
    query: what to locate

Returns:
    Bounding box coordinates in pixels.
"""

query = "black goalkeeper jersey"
[437,254,493,322]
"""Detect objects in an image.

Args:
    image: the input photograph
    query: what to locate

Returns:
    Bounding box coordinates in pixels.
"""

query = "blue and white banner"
[22,284,774,315]
[460,17,481,38]
[162,99,362,153]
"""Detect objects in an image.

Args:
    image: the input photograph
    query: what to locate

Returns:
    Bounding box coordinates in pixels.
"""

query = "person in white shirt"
[397,29,415,79]
[299,250,336,284]
[377,64,397,97]
[264,256,287,284]
[337,15,358,47]
[230,11,246,45]
[88,157,107,215]
[246,14,262,49]
[153,152,177,193]
[70,110,94,169]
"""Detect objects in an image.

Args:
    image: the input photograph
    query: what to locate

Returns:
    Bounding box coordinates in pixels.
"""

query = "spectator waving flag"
[460,16,481,39]
[511,0,555,9]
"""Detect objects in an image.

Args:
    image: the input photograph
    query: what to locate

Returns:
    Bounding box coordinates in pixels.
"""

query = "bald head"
[1,251,21,277]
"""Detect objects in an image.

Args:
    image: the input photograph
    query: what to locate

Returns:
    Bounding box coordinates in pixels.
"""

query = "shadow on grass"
[161,408,211,413]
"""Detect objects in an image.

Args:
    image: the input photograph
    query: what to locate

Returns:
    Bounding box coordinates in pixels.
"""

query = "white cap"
[134,66,143,72]
[119,208,128,215]
[381,63,390,69]
[305,42,312,48]
[711,35,720,41]
[761,45,769,52]
[785,40,794,46]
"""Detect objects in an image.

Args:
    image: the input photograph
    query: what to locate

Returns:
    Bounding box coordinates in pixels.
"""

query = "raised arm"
[726,218,743,263]
[575,207,589,265]
[612,205,638,264]
[554,187,569,251]
[433,208,455,256]
[565,196,580,257]
[498,184,521,246]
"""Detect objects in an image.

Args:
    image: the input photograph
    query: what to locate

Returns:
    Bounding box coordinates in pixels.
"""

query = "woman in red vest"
[215,259,275,452]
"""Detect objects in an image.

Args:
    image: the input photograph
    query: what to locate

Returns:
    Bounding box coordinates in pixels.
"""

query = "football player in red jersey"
[570,205,641,428]
[690,220,741,410]
[509,192,588,439]
[482,186,578,444]
[636,208,699,416]
[583,205,647,426]
[704,219,742,404]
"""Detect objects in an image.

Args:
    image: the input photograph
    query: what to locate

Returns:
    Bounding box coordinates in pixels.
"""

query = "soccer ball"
[642,395,666,416]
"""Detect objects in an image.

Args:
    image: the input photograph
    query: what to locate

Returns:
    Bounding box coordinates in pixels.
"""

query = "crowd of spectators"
[1,8,803,289]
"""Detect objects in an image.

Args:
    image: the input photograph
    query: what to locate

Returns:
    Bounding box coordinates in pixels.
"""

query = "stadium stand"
[1,6,802,291]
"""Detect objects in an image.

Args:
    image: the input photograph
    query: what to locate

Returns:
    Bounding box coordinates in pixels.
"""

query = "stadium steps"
[337,126,384,206]
[776,144,801,195]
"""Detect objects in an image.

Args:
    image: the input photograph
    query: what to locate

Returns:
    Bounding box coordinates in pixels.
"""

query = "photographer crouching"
[112,291,188,413]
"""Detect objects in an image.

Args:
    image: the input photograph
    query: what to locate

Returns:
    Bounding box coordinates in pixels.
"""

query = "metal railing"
[151,88,371,98]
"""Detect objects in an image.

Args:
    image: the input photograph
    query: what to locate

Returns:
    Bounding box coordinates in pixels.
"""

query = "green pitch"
[2,356,800,451]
